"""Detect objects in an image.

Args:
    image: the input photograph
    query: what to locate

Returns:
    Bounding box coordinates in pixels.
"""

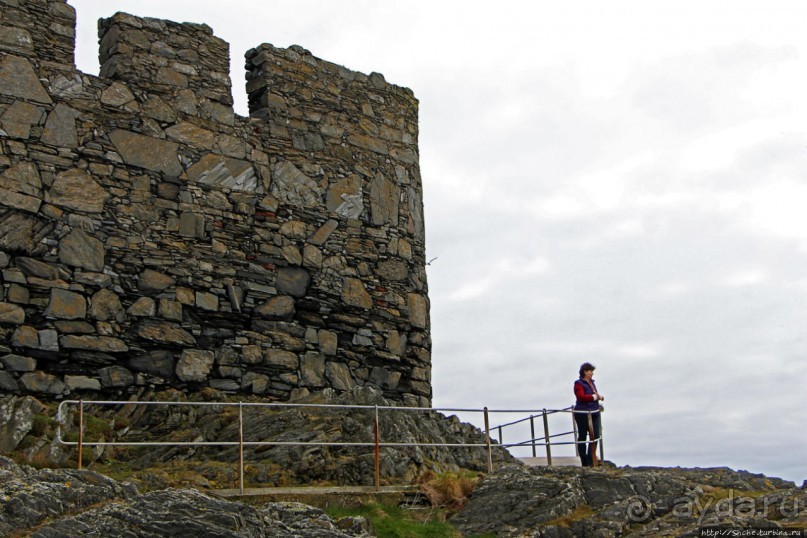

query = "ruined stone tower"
[0,1,431,406]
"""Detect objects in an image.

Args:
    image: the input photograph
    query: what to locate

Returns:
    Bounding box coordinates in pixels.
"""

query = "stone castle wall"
[0,1,431,406]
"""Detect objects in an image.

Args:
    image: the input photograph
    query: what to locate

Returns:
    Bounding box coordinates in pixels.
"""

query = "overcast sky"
[71,1,807,484]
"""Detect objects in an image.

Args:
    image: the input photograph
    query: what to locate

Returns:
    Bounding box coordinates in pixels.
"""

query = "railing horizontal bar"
[57,400,585,415]
[58,440,495,448]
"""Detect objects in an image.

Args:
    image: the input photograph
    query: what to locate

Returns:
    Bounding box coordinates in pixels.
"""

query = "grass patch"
[543,505,595,528]
[326,502,460,538]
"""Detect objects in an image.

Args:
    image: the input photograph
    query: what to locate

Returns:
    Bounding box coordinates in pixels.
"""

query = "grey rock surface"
[451,464,807,537]
[0,457,372,537]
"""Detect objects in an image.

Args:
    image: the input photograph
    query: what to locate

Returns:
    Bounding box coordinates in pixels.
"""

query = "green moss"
[326,502,460,538]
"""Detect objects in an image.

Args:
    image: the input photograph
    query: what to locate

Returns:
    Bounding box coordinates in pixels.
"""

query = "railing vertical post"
[587,412,598,467]
[598,415,604,463]
[77,399,84,470]
[498,425,503,447]
[374,405,380,493]
[542,409,552,466]
[571,410,579,462]
[238,402,244,495]
[483,407,493,473]
[530,415,537,458]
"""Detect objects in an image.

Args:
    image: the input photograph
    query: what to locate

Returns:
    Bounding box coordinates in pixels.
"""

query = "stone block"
[209,379,239,391]
[342,278,372,309]
[176,349,215,383]
[135,320,195,346]
[407,293,429,329]
[0,55,52,104]
[255,296,295,319]
[301,352,325,387]
[128,350,175,379]
[61,335,129,353]
[91,289,125,322]
[195,291,218,311]
[38,329,59,352]
[0,302,25,324]
[264,349,298,369]
[158,299,183,321]
[275,267,310,298]
[325,362,355,391]
[1,354,36,372]
[0,371,18,391]
[20,372,65,395]
[59,228,105,272]
[109,129,182,178]
[98,366,134,388]
[44,288,86,320]
[65,375,102,391]
[318,330,338,356]
[11,326,38,348]
[138,269,175,294]
[46,168,109,213]
[128,297,156,317]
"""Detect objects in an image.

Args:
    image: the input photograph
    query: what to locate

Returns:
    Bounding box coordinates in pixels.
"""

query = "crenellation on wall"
[0,1,432,406]
[98,12,234,120]
[0,0,76,69]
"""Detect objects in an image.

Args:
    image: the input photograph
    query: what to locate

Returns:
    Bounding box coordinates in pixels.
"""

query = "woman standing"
[573,362,603,467]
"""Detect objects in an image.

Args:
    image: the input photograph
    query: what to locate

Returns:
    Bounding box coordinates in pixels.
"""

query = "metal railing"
[488,406,604,466]
[55,399,604,494]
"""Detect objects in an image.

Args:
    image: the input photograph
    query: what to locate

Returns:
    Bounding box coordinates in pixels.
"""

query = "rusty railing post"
[77,399,84,470]
[239,402,244,495]
[587,412,598,467]
[483,406,493,473]
[542,409,552,466]
[374,405,380,493]
[529,415,536,458]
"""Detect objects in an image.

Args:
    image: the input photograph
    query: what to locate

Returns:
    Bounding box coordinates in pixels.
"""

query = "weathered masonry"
[0,1,431,405]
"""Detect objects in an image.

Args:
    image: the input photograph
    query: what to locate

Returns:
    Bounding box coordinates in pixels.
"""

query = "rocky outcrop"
[451,464,807,537]
[0,456,372,537]
[63,387,515,487]
[0,0,431,406]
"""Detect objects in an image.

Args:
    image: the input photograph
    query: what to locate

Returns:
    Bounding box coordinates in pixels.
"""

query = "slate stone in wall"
[128,350,175,379]
[109,129,183,178]
[20,372,65,395]
[61,335,128,353]
[46,169,109,213]
[44,288,86,320]
[1,354,36,372]
[186,154,257,192]
[271,161,321,208]
[342,278,372,309]
[90,289,125,322]
[41,103,80,148]
[0,212,54,255]
[301,352,325,387]
[137,269,176,295]
[98,366,134,388]
[370,172,400,226]
[255,296,295,319]
[0,303,25,325]
[59,228,105,271]
[0,100,44,140]
[325,362,355,391]
[65,375,102,391]
[176,349,215,382]
[0,55,52,104]
[275,267,310,298]
[135,320,195,347]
